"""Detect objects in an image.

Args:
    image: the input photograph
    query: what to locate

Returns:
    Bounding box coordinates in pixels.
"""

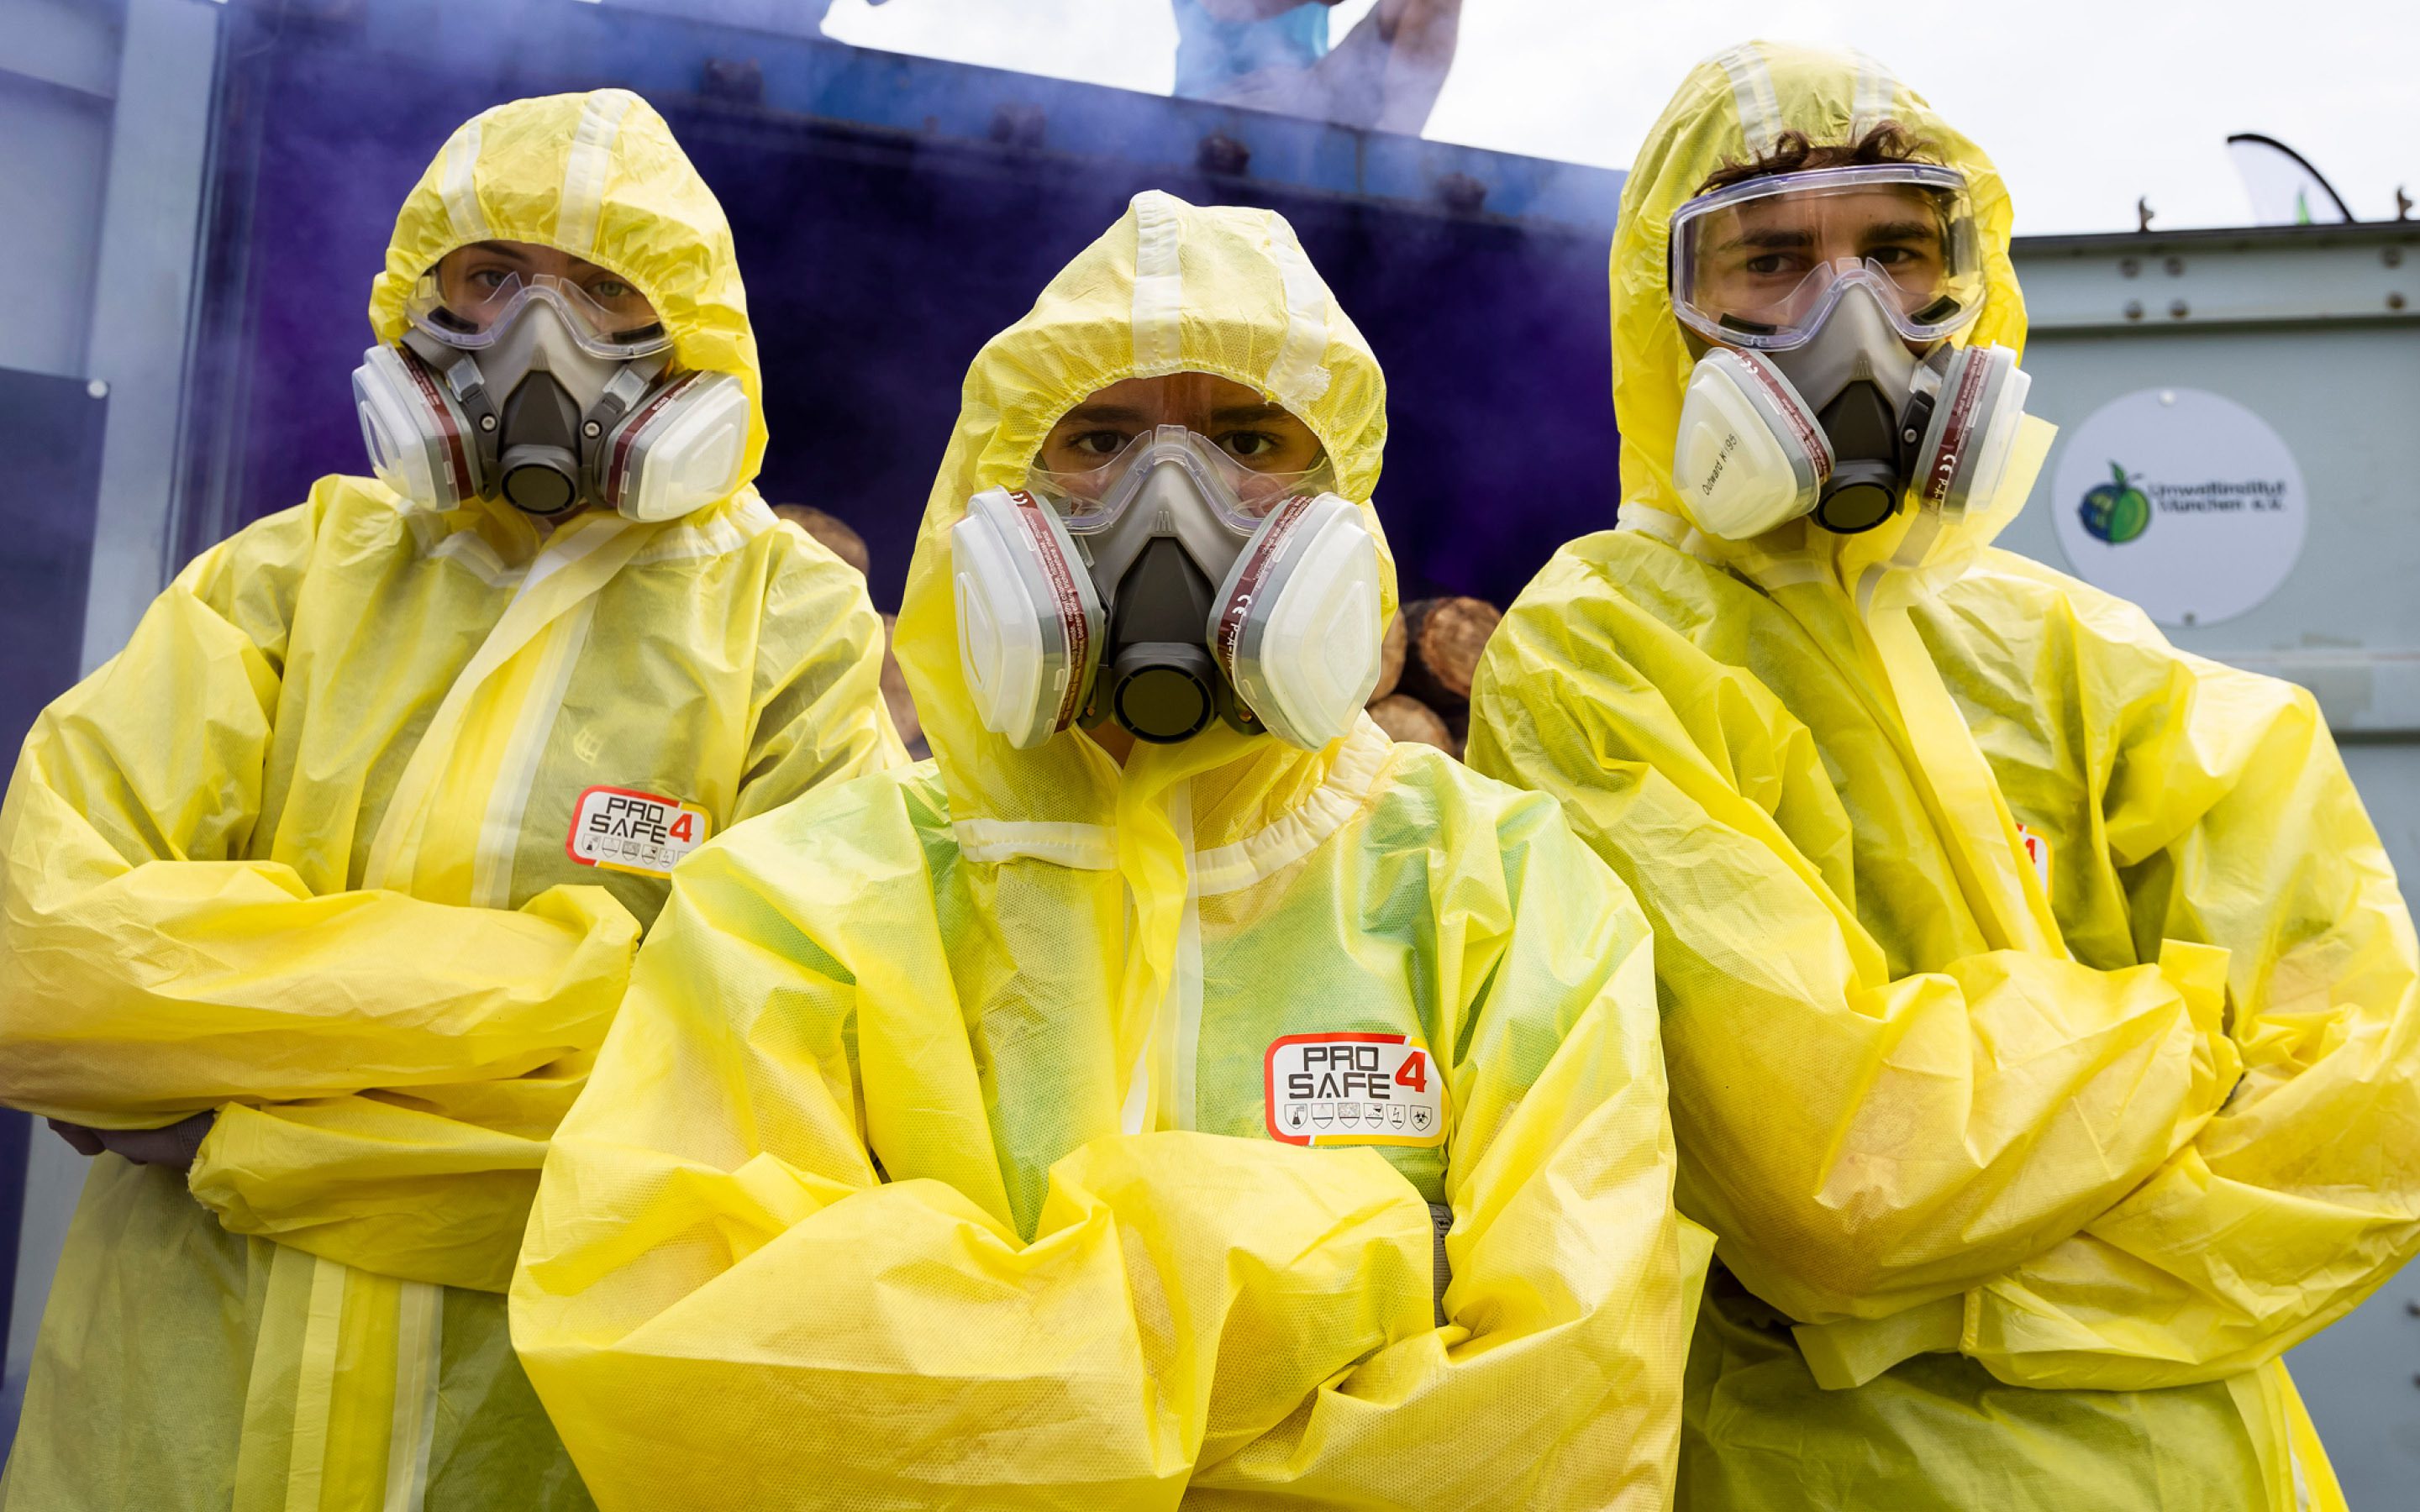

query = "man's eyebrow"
[1209,403,1291,426]
[462,240,535,261]
[1861,218,1943,243]
[1056,404,1149,426]
[1715,228,1814,254]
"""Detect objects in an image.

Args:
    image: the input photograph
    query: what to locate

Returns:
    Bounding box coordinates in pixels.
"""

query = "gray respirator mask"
[353,291,752,522]
[1673,281,2031,541]
[951,426,1386,751]
[1665,160,2032,541]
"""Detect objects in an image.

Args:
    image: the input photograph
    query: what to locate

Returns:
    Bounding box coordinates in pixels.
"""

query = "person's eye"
[588,277,637,302]
[1743,254,1802,277]
[1071,430,1128,459]
[468,268,513,292]
[1222,431,1280,460]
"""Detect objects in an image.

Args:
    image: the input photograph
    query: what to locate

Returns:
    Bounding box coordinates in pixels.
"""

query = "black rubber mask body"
[497,373,584,516]
[1099,537,1223,743]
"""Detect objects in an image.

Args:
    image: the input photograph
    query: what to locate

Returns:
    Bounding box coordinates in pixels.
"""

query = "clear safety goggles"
[1669,164,1986,351]
[402,268,673,360]
[1028,424,1333,535]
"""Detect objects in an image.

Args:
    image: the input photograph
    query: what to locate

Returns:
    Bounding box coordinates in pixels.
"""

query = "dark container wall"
[181,0,1620,614]
[0,365,108,1373]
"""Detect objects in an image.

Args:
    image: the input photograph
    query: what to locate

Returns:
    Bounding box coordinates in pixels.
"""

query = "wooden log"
[879,612,925,757]
[771,503,871,580]
[1368,694,1456,756]
[1396,596,1502,710]
[1368,611,1408,703]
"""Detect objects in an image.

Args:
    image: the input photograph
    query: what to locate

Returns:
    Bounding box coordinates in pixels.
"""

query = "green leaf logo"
[2080,460,2152,543]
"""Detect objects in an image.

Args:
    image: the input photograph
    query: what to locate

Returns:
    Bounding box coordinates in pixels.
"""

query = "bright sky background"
[822,0,2419,234]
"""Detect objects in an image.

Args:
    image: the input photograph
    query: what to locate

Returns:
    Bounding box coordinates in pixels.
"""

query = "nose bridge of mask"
[1081,454,1249,597]
[1767,279,1921,412]
[1781,286,1919,535]
[476,298,621,416]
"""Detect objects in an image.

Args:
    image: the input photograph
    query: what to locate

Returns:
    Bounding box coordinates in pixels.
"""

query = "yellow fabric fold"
[1793,1294,1962,1390]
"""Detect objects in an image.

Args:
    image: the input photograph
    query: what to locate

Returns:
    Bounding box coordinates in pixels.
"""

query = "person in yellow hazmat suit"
[1465,40,2420,1512]
[0,89,902,1511]
[510,189,1710,1510]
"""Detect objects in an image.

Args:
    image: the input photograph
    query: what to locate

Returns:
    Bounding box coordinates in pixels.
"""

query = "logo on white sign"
[2049,388,2307,627]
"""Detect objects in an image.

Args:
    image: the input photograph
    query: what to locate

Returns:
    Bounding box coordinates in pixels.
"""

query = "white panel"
[0,76,109,377]
[6,0,218,1433]
[78,0,219,673]
[2285,740,2420,1509]
[2007,236,2420,1499]
[0,0,124,100]
[3,1137,87,1420]
[1996,319,2420,732]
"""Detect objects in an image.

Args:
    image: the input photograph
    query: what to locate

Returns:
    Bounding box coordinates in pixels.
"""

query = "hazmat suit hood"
[368,87,769,507]
[1612,42,2048,596]
[897,190,1392,819]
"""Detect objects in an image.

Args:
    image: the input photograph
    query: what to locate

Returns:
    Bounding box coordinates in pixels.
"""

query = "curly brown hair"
[1695,121,1939,195]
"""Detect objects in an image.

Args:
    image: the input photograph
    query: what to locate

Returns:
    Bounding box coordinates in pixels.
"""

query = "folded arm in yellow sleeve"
[0,517,639,1129]
[515,860,1428,1507]
[1467,560,2236,1330]
[514,787,1698,1509]
[0,513,635,1291]
[1962,605,2420,1390]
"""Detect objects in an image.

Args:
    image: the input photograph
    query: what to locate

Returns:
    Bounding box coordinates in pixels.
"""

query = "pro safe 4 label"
[566,785,712,879]
[1265,1032,1448,1148]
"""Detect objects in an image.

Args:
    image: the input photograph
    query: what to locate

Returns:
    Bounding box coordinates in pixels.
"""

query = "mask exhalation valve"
[1107,645,1219,743]
[1099,536,1221,743]
[497,373,584,516]
[1810,381,1904,534]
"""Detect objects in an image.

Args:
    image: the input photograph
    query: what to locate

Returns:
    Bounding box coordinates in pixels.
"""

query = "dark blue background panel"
[0,364,107,1373]
[183,0,1622,612]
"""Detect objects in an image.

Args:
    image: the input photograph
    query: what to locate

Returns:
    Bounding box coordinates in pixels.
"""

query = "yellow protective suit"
[512,190,1709,1509]
[0,90,902,1512]
[1466,41,2420,1512]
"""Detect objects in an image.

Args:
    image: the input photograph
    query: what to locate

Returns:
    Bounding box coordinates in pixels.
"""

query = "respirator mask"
[352,262,750,522]
[1666,163,2031,540]
[951,424,1385,750]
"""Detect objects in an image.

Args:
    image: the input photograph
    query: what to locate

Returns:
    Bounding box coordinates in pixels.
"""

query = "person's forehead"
[1724,185,1941,228]
[441,239,615,277]
[1060,371,1295,423]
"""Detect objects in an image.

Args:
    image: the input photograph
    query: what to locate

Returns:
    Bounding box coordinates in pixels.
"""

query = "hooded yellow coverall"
[510,191,1710,1510]
[0,90,901,1511]
[1466,42,2419,1511]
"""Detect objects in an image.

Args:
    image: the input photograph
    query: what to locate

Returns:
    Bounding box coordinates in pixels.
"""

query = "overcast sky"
[821,0,2417,235]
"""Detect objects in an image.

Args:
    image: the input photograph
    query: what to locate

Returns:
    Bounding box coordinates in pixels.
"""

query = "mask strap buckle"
[441,354,500,478]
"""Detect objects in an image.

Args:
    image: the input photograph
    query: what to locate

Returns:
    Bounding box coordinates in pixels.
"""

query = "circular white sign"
[2048,388,2307,627]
